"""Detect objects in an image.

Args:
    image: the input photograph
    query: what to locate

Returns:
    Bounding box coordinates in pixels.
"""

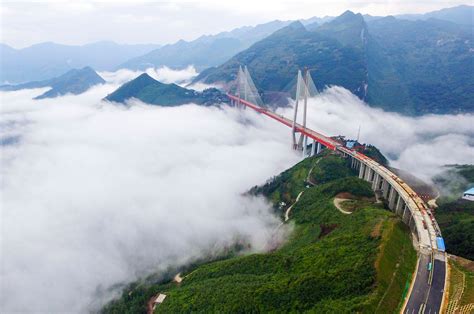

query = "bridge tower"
[292,69,311,155]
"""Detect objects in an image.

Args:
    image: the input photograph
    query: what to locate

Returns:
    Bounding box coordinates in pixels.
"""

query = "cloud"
[277,86,474,181]
[99,65,198,86]
[3,1,470,48]
[0,80,298,312]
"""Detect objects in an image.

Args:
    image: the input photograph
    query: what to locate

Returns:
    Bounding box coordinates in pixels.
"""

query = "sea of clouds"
[0,68,297,312]
[278,87,474,181]
[1,67,473,312]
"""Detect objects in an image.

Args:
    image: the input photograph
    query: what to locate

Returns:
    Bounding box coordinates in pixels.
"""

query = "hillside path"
[333,197,352,215]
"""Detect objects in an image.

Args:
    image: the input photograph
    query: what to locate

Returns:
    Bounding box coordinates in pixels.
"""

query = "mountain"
[396,5,474,26]
[194,10,474,115]
[194,12,369,103]
[103,152,417,312]
[0,41,160,84]
[118,20,292,71]
[366,17,473,114]
[0,66,105,99]
[104,73,227,106]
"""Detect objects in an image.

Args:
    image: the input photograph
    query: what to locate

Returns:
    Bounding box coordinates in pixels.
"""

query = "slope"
[102,153,417,313]
[194,14,369,104]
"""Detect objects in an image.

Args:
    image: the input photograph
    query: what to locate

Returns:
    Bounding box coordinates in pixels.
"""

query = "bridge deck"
[227,95,340,150]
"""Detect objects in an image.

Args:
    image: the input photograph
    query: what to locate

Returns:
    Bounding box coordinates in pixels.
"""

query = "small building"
[462,187,474,201]
[345,141,357,149]
[152,294,167,311]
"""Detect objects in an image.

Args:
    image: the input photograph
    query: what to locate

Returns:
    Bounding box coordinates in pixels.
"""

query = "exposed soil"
[371,220,384,238]
[319,223,338,238]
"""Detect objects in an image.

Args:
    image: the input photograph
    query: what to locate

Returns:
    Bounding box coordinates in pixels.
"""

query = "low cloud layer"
[1,70,473,313]
[99,65,198,86]
[278,86,474,181]
[0,76,298,312]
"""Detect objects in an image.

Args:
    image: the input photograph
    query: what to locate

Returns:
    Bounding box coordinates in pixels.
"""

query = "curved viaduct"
[227,87,448,313]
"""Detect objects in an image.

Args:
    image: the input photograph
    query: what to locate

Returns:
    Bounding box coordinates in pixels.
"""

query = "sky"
[1,0,471,48]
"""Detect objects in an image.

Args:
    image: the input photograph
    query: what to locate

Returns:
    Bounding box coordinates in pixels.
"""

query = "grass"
[102,153,417,313]
[364,219,418,313]
[447,257,474,313]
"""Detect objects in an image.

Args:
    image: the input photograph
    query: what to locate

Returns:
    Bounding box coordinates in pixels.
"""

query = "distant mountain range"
[194,5,474,115]
[2,5,472,114]
[118,20,294,71]
[0,67,105,99]
[395,4,474,25]
[104,73,227,106]
[0,41,160,84]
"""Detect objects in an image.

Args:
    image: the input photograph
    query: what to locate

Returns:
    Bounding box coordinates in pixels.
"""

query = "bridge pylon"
[292,69,311,156]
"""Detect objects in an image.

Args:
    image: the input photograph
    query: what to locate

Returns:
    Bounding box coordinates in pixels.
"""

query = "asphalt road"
[404,254,446,314]
[425,259,446,314]
[404,254,430,314]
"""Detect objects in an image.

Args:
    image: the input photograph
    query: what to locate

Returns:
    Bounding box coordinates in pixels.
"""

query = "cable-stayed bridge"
[227,66,447,314]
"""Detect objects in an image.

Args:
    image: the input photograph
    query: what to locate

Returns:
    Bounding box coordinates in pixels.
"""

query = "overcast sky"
[1,0,471,48]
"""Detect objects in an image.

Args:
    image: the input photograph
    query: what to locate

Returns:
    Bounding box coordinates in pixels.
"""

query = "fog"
[278,86,474,182]
[1,69,473,313]
[99,65,198,86]
[0,71,298,312]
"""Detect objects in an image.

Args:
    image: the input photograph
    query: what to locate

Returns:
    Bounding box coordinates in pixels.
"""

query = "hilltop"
[103,152,417,312]
[104,73,227,106]
[0,66,105,99]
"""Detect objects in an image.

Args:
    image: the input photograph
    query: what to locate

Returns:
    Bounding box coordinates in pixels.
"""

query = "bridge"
[227,66,448,314]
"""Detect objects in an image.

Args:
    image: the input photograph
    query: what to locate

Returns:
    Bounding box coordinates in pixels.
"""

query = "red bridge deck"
[227,94,340,150]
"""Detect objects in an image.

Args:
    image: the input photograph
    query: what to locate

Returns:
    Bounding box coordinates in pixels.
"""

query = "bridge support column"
[364,167,372,182]
[382,180,390,198]
[395,196,404,215]
[311,139,316,156]
[409,214,415,232]
[359,163,366,179]
[402,206,410,224]
[352,157,358,170]
[316,142,322,154]
[388,190,397,211]
[372,173,380,190]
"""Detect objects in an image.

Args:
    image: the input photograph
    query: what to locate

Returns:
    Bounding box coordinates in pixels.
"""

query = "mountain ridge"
[0,66,105,99]
[104,73,227,106]
[193,8,473,115]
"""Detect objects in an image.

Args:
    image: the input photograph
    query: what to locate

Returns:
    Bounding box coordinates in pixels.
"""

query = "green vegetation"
[363,145,389,166]
[447,257,474,312]
[436,200,474,260]
[251,152,356,210]
[367,221,417,313]
[103,153,416,313]
[105,73,227,106]
[433,164,474,260]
